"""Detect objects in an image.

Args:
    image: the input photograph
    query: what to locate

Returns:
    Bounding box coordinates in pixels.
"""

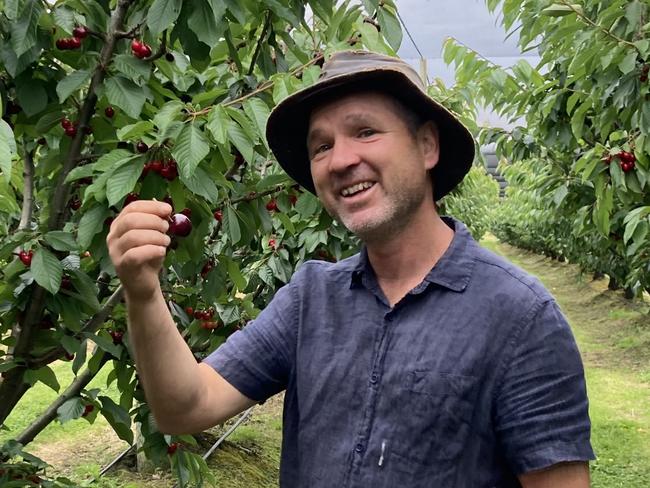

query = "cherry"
[61,276,73,290]
[124,192,139,206]
[61,118,72,129]
[55,38,67,50]
[269,238,277,250]
[104,106,115,118]
[201,260,214,278]
[18,250,33,266]
[72,26,89,39]
[213,209,223,222]
[165,52,175,62]
[162,195,174,209]
[69,37,82,49]
[201,321,219,330]
[64,352,74,361]
[148,160,162,173]
[185,306,194,316]
[289,194,298,206]
[82,404,94,417]
[140,44,152,58]
[131,39,143,53]
[266,199,278,212]
[110,330,124,345]
[69,197,81,210]
[64,125,77,137]
[168,213,192,237]
[136,141,148,153]
[160,164,178,181]
[180,208,192,218]
[167,442,179,455]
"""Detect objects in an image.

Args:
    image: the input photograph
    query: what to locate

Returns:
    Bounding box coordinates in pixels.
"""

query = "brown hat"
[265,50,476,201]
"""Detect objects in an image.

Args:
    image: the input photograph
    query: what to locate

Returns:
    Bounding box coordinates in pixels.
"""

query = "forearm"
[125,286,201,427]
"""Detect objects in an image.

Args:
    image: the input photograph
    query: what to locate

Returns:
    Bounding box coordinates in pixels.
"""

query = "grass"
[3,236,649,487]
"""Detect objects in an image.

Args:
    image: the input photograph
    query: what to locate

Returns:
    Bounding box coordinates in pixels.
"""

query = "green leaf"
[24,366,60,392]
[206,105,229,145]
[618,51,638,75]
[99,396,134,444]
[105,76,147,119]
[376,6,402,52]
[226,257,247,291]
[0,119,17,183]
[225,205,242,244]
[172,122,210,180]
[154,100,185,133]
[77,205,110,249]
[243,98,271,150]
[257,264,274,286]
[83,332,121,358]
[57,397,84,424]
[44,231,79,252]
[180,166,219,204]
[187,0,227,46]
[117,121,154,141]
[295,192,321,218]
[16,79,48,117]
[147,0,183,35]
[112,54,151,82]
[70,269,101,312]
[227,119,255,164]
[541,4,580,17]
[106,160,143,207]
[94,149,136,171]
[56,70,92,103]
[625,1,643,29]
[10,0,42,57]
[31,248,63,295]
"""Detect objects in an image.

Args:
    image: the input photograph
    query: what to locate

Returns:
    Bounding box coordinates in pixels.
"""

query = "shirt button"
[370,373,379,384]
[355,443,364,453]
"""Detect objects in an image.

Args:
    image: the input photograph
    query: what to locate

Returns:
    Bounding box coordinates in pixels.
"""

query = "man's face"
[307,92,440,242]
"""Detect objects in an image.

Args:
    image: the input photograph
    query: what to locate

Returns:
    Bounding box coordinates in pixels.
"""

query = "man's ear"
[419,121,440,171]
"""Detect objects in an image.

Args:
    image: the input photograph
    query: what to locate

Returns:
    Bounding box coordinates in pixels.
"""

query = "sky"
[394,0,540,127]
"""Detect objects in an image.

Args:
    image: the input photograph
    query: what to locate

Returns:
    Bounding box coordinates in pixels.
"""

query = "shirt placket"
[344,305,395,487]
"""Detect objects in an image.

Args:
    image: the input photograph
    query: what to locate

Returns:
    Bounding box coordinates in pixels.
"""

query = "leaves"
[24,366,60,392]
[106,160,143,207]
[105,76,148,119]
[10,0,42,57]
[44,231,79,252]
[172,122,210,179]
[148,0,183,35]
[31,248,63,295]
[56,70,92,103]
[0,119,16,182]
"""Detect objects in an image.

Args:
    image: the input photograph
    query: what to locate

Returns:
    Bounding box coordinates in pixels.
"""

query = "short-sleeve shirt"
[204,217,595,487]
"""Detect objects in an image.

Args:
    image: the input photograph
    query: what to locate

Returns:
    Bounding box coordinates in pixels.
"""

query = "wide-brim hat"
[265,50,476,201]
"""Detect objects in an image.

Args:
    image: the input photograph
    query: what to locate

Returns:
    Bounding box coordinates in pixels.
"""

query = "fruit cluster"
[142,158,179,180]
[56,26,89,50]
[60,117,78,137]
[603,150,636,173]
[131,39,152,59]
[641,65,649,83]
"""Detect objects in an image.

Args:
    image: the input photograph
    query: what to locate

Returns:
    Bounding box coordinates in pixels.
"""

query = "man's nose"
[328,137,362,173]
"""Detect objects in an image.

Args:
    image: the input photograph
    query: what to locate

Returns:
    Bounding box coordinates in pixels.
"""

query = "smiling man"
[107,50,595,487]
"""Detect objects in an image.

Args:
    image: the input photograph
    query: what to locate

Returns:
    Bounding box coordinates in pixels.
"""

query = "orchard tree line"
[444,0,650,297]
[0,0,418,484]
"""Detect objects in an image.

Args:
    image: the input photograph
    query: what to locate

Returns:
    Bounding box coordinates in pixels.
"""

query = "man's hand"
[519,461,590,488]
[106,200,172,302]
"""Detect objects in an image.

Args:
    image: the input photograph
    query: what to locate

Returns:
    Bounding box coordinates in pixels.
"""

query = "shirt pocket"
[394,370,478,464]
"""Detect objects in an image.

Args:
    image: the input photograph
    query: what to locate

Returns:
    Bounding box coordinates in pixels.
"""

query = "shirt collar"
[349,216,476,293]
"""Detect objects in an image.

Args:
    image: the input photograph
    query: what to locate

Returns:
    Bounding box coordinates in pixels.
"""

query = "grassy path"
[482,237,650,487]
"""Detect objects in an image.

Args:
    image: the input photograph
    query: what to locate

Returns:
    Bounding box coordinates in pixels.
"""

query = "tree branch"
[247,11,273,76]
[14,352,110,448]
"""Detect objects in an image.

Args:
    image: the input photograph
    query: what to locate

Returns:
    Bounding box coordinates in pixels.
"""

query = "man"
[107,51,595,487]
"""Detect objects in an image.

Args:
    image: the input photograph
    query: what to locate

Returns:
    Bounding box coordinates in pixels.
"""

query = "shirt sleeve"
[494,298,596,474]
[202,279,298,404]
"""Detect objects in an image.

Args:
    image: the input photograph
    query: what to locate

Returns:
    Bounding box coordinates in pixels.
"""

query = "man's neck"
[365,211,454,306]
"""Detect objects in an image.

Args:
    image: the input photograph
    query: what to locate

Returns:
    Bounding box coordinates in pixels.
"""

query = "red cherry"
[104,106,115,118]
[56,38,67,50]
[185,306,194,316]
[140,45,152,58]
[131,39,143,53]
[213,209,223,222]
[64,125,77,137]
[61,276,73,290]
[73,26,89,39]
[162,195,174,209]
[266,199,278,212]
[168,213,192,237]
[167,442,179,455]
[268,238,276,250]
[289,194,298,206]
[160,165,177,181]
[61,118,72,129]
[82,404,94,417]
[150,160,163,173]
[201,261,214,278]
[136,141,148,153]
[110,330,124,345]
[19,250,33,266]
[69,37,82,49]
[69,197,81,210]
[124,192,139,206]
[180,208,192,218]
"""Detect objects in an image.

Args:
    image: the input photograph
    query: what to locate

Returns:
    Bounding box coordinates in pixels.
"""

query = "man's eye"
[313,144,331,155]
[358,128,376,138]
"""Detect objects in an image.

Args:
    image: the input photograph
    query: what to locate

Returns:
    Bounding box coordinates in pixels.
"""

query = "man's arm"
[519,461,590,488]
[107,200,255,434]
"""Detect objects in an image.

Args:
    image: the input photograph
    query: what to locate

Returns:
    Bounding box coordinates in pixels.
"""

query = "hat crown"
[320,50,425,91]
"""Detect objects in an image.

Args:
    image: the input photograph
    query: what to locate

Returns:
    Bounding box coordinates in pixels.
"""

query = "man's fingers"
[119,245,167,268]
[120,200,172,219]
[116,229,171,255]
[110,212,170,239]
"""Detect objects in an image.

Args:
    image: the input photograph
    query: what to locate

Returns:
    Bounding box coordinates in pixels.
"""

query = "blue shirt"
[204,217,595,487]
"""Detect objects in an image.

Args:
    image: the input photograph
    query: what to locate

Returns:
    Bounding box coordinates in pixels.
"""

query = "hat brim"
[266,68,475,201]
